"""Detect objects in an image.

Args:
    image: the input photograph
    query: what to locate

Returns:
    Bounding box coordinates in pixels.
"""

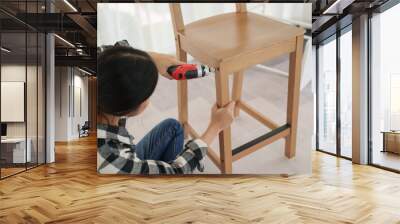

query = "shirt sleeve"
[98,138,208,175]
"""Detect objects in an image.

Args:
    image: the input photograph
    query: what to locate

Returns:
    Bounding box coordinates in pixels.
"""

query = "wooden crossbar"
[185,99,286,171]
[186,123,221,170]
[237,100,279,130]
[232,124,291,161]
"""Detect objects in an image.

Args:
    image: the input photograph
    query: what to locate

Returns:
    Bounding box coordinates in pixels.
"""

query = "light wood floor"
[0,135,399,223]
[373,151,400,171]
[0,167,26,178]
[1,163,45,178]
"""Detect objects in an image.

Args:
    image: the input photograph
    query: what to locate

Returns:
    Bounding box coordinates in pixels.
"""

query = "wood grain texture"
[215,69,232,174]
[237,100,279,130]
[232,71,244,117]
[0,135,400,223]
[232,127,290,162]
[182,12,304,62]
[235,3,247,13]
[176,52,188,138]
[285,35,304,158]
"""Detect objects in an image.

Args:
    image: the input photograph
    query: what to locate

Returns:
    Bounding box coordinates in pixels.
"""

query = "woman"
[97,43,235,174]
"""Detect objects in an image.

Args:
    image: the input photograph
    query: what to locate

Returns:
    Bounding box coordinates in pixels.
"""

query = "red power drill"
[167,64,215,80]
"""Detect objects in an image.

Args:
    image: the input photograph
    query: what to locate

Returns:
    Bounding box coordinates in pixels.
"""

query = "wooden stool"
[170,3,304,174]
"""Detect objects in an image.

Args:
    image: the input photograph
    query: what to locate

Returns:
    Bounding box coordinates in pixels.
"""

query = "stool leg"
[285,35,304,158]
[232,71,244,117]
[177,50,188,138]
[215,69,233,174]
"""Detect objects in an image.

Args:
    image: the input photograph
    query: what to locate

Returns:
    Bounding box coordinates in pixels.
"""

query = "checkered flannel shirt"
[97,120,208,175]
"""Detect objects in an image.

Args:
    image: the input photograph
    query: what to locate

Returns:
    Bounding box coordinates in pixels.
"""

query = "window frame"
[315,24,353,161]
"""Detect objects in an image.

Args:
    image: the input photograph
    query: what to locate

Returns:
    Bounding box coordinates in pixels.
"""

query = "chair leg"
[285,35,304,158]
[232,71,244,117]
[176,49,188,138]
[215,69,233,174]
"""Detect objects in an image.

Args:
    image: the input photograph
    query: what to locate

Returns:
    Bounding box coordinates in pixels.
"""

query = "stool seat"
[179,12,304,65]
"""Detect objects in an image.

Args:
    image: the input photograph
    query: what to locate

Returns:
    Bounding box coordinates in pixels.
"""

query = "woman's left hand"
[148,52,184,80]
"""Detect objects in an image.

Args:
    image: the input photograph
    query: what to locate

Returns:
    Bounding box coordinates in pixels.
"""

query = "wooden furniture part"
[170,3,305,174]
[382,131,400,154]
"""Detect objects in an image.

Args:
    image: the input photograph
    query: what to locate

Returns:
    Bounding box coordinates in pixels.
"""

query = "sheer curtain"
[97,3,311,54]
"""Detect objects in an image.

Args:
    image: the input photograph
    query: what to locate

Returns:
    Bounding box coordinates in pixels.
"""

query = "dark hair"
[98,46,158,116]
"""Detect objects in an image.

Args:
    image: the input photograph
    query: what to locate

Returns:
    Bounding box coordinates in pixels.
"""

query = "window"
[317,36,337,154]
[0,1,47,179]
[339,29,352,158]
[390,74,400,130]
[370,2,400,171]
[316,25,353,159]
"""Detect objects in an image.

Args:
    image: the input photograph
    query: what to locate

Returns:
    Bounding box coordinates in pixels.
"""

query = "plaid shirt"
[97,119,208,175]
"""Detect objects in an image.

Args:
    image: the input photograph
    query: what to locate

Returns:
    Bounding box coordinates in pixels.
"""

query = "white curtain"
[97,3,311,54]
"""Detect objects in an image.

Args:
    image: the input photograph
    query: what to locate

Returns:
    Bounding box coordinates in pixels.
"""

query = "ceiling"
[312,0,392,44]
[1,0,97,73]
[1,0,397,73]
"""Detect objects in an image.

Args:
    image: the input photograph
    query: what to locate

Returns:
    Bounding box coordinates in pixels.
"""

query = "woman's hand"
[148,52,184,79]
[209,102,236,133]
[200,101,236,146]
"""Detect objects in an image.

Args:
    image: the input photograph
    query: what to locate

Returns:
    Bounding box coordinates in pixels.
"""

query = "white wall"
[1,64,46,163]
[54,67,89,141]
[1,65,27,140]
[1,82,25,122]
[1,65,39,137]
[71,73,89,138]
[55,67,68,141]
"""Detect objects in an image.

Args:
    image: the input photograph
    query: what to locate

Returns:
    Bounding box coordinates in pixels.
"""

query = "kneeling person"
[97,45,235,174]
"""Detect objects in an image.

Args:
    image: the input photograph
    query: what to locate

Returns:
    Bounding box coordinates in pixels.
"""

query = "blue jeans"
[135,118,184,162]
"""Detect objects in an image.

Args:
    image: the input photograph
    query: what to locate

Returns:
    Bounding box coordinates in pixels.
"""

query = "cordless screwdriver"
[167,64,215,80]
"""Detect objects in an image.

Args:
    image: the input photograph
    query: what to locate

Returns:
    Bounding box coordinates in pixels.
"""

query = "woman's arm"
[148,52,183,79]
[200,102,236,145]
